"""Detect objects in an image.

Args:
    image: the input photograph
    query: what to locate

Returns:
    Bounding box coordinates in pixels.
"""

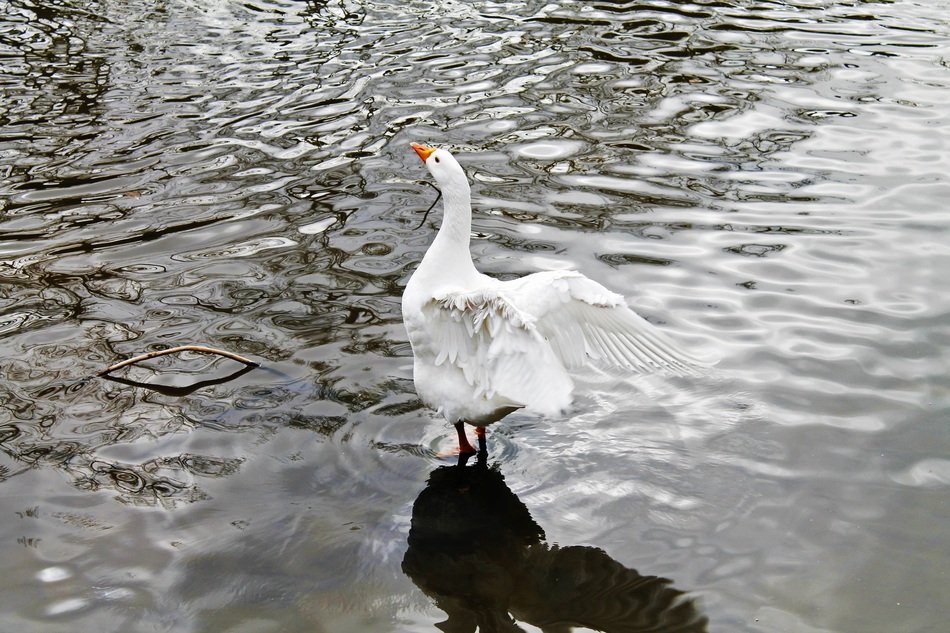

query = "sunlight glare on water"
[1,0,949,631]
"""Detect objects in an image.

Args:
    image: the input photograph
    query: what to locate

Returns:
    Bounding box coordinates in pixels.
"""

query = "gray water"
[1,0,949,631]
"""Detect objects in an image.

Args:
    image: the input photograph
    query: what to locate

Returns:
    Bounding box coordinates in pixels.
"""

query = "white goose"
[403,143,704,454]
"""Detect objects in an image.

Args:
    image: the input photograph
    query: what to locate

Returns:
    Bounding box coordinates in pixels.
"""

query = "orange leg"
[475,426,487,454]
[454,421,477,455]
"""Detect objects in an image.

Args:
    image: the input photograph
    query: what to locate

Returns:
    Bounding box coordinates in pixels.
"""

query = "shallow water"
[1,0,949,631]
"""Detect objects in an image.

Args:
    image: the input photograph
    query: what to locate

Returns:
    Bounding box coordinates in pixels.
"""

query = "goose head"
[411,143,468,190]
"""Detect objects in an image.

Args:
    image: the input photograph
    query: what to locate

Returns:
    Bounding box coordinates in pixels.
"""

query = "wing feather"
[411,269,705,421]
[420,289,574,415]
[502,270,707,376]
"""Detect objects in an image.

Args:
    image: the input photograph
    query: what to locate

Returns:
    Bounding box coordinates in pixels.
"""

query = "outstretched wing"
[504,270,706,376]
[421,288,574,416]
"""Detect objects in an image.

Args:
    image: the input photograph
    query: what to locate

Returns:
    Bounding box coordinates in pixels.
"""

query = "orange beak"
[410,142,436,162]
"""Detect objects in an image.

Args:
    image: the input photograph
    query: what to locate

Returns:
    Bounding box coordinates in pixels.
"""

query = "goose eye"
[434,157,440,163]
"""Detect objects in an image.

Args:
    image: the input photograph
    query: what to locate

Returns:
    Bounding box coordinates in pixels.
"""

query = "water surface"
[1,0,949,631]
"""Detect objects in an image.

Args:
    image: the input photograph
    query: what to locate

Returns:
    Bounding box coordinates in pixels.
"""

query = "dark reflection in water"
[404,456,707,632]
[0,418,246,507]
[0,361,254,507]
[100,361,258,397]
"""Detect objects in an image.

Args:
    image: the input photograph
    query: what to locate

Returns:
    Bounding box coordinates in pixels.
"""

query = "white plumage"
[403,143,704,454]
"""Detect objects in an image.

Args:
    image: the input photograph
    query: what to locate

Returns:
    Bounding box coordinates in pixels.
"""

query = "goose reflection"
[403,455,708,632]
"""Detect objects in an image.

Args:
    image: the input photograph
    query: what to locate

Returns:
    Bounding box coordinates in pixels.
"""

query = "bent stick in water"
[97,345,260,377]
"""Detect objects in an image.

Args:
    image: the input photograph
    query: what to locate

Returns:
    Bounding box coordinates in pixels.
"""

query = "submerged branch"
[96,345,260,377]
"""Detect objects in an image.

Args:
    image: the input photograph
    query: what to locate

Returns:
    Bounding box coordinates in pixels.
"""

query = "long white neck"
[418,176,479,282]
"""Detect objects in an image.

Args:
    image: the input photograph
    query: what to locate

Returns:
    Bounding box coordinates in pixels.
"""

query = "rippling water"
[2,0,949,631]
